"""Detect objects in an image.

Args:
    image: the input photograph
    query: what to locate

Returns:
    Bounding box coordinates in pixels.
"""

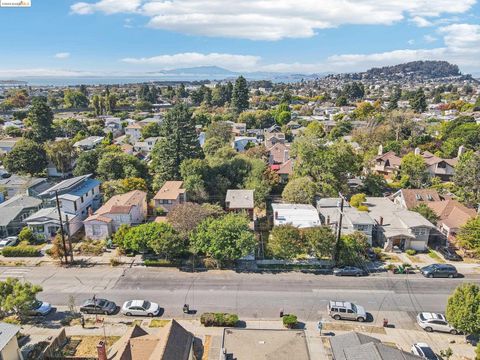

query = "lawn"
[323,322,386,335]
[406,255,424,264]
[149,319,170,328]
[70,336,120,357]
[428,249,445,263]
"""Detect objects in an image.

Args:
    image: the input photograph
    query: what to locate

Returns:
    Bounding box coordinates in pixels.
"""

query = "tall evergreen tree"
[150,104,203,188]
[26,97,54,143]
[231,76,249,113]
[410,88,427,113]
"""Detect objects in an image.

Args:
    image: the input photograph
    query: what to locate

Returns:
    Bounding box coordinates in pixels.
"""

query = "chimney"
[88,207,93,216]
[414,147,421,156]
[283,150,289,163]
[379,216,384,226]
[378,144,383,156]
[457,145,465,158]
[97,341,107,360]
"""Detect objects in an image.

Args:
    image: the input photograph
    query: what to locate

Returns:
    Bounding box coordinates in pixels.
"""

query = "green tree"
[4,126,22,137]
[25,97,54,143]
[446,283,480,334]
[113,224,130,248]
[101,177,148,201]
[73,149,100,177]
[150,104,203,187]
[63,89,89,108]
[191,213,256,266]
[268,225,305,260]
[45,139,76,176]
[303,226,335,259]
[361,173,387,196]
[97,151,148,181]
[410,88,427,113]
[337,232,369,266]
[18,227,36,244]
[457,217,480,256]
[412,203,439,224]
[4,139,47,175]
[0,278,42,319]
[166,202,224,238]
[141,122,162,139]
[454,151,480,206]
[281,177,317,204]
[205,121,232,144]
[231,76,249,113]
[400,152,428,188]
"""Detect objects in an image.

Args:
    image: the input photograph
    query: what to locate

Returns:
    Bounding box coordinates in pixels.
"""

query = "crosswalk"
[0,267,32,280]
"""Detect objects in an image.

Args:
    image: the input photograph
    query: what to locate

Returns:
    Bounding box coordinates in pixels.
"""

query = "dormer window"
[415,194,423,201]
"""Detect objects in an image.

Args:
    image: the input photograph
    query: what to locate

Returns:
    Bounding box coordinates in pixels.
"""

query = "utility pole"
[55,190,68,265]
[333,194,345,265]
[65,215,74,263]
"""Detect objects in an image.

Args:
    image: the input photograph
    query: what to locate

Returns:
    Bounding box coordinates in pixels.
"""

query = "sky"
[1,0,480,77]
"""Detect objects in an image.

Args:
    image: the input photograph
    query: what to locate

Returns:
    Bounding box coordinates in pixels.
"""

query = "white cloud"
[423,35,438,43]
[121,52,261,72]
[0,68,94,77]
[54,52,71,59]
[71,0,475,40]
[407,39,415,45]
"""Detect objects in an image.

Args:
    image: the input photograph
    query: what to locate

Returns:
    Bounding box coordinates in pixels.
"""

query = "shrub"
[110,257,122,267]
[79,239,104,256]
[18,227,36,244]
[282,314,298,329]
[357,205,369,212]
[2,246,40,257]
[200,312,239,327]
[373,247,383,255]
[406,249,416,256]
[143,259,177,267]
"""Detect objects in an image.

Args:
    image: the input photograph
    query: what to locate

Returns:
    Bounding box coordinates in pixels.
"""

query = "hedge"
[143,259,178,267]
[1,246,41,257]
[282,314,298,329]
[200,312,239,327]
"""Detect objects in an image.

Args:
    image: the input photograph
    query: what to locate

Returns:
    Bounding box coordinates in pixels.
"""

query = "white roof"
[271,203,320,228]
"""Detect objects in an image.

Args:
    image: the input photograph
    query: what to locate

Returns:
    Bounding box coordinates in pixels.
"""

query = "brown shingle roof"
[84,190,146,223]
[427,199,477,229]
[268,143,290,164]
[397,189,442,209]
[375,151,401,168]
[153,181,185,200]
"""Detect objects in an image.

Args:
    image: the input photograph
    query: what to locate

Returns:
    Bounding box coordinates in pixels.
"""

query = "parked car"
[333,266,367,277]
[411,343,438,360]
[80,298,117,315]
[27,300,52,316]
[0,236,18,249]
[420,264,458,278]
[327,301,367,322]
[121,300,161,317]
[416,312,458,334]
[437,247,462,261]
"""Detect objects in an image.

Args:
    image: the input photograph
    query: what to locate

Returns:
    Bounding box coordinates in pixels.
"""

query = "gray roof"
[226,190,254,209]
[0,322,20,351]
[330,332,421,360]
[39,174,91,196]
[0,194,42,208]
[318,198,375,227]
[0,206,24,227]
[24,207,75,223]
[0,175,46,190]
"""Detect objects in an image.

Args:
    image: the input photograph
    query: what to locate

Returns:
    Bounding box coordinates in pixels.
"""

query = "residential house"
[427,199,477,241]
[233,136,260,152]
[73,136,104,151]
[0,322,23,360]
[271,203,321,228]
[153,181,186,213]
[329,332,421,360]
[125,122,146,143]
[268,142,290,165]
[0,195,42,237]
[0,137,21,154]
[366,197,435,251]
[391,189,443,209]
[133,136,160,153]
[0,175,51,199]
[106,321,193,360]
[225,189,255,219]
[104,117,123,137]
[84,190,148,240]
[416,148,458,181]
[318,198,375,244]
[26,174,102,238]
[264,132,286,148]
[273,159,293,183]
[372,146,401,179]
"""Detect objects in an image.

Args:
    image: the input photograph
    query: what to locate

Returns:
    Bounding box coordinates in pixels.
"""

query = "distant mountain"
[152,66,238,77]
[325,61,473,82]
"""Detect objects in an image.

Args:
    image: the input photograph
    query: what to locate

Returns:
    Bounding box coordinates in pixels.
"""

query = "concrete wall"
[1,336,22,360]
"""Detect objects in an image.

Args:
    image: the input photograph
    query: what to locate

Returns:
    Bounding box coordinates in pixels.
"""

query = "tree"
[350,193,366,208]
[457,217,480,256]
[150,104,203,187]
[410,88,427,113]
[0,278,42,319]
[337,232,369,266]
[446,283,480,334]
[4,126,22,137]
[191,213,256,266]
[166,202,224,238]
[361,173,387,196]
[141,122,162,139]
[454,151,480,206]
[25,97,54,143]
[303,226,334,259]
[113,224,130,248]
[268,225,305,259]
[18,227,35,244]
[4,139,47,175]
[400,153,428,188]
[412,203,439,224]
[97,151,148,181]
[73,149,100,177]
[48,233,71,263]
[101,177,148,201]
[45,140,76,176]
[205,121,232,144]
[231,76,249,113]
[63,89,88,108]
[281,177,317,204]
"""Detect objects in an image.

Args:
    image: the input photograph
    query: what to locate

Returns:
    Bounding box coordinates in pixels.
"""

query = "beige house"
[153,181,186,213]
[0,322,23,360]
[84,190,148,240]
[427,199,477,240]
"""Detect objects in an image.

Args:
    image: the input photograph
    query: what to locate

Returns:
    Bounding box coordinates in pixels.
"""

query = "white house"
[271,204,321,228]
[84,190,148,240]
[0,322,23,360]
[232,136,260,152]
[73,136,104,151]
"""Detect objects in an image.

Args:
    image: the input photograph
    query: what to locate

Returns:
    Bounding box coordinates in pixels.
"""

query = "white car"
[121,300,160,317]
[411,343,438,360]
[0,236,18,249]
[416,312,458,334]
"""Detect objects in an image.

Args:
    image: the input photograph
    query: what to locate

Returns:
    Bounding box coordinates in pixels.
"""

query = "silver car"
[416,312,458,334]
[121,300,160,317]
[328,301,367,322]
[0,236,18,249]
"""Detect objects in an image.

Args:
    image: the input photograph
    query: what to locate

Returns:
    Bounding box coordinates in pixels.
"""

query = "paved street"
[3,265,480,324]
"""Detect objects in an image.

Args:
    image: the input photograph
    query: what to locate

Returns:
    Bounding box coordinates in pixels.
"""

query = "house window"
[92,225,101,236]
[355,225,369,231]
[81,196,84,203]
[74,201,77,212]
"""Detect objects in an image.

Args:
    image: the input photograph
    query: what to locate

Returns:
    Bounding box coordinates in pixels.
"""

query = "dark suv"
[437,247,462,261]
[80,298,117,315]
[420,264,458,278]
